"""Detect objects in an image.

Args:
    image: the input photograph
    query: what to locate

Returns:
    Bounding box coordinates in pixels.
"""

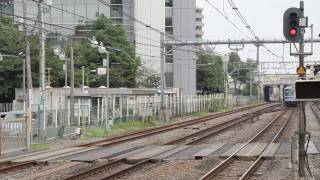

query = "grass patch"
[82,118,164,139]
[31,143,50,151]
[209,100,225,112]
[189,111,209,117]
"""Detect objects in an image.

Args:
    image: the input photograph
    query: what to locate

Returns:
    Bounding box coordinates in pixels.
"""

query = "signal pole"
[298,1,306,177]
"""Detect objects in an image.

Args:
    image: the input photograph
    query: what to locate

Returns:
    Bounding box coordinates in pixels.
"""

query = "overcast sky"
[196,0,320,74]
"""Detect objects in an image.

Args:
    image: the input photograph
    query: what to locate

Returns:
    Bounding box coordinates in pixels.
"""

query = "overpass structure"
[260,74,298,101]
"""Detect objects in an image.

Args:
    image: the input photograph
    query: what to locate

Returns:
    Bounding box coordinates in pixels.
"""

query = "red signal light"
[289,28,297,36]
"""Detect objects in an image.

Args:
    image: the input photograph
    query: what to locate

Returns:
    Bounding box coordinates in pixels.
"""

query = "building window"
[165,0,173,7]
[111,0,123,4]
[165,54,173,63]
[165,17,173,27]
[111,5,123,18]
[166,46,173,54]
[165,27,173,36]
[165,72,173,87]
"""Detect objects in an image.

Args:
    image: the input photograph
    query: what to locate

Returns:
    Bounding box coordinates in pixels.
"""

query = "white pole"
[55,98,58,128]
[119,97,123,121]
[144,96,147,119]
[112,97,116,122]
[78,99,81,126]
[133,97,136,119]
[105,97,108,127]
[67,99,70,127]
[126,97,129,121]
[97,98,100,124]
[88,98,91,125]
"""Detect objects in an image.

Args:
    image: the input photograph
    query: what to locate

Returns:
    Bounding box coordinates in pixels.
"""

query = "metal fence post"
[133,96,136,119]
[55,99,58,128]
[88,98,91,126]
[125,97,129,121]
[67,99,70,127]
[78,99,81,126]
[97,98,100,125]
[112,97,116,122]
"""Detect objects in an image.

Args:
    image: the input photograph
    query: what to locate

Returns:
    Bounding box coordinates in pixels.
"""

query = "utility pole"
[298,1,306,177]
[70,42,75,125]
[224,54,229,108]
[38,0,46,143]
[249,61,253,97]
[106,52,110,88]
[82,66,85,91]
[23,0,33,151]
[159,32,165,121]
[256,44,261,101]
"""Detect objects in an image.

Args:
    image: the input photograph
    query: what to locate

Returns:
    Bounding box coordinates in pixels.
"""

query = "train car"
[284,86,296,106]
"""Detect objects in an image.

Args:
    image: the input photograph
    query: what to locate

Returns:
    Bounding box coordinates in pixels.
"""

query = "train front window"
[285,89,294,96]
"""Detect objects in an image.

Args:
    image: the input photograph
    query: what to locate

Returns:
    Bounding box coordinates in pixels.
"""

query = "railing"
[0,103,13,113]
[35,94,256,129]
[0,118,26,154]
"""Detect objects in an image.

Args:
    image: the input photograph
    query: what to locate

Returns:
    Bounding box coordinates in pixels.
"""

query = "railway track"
[78,103,276,148]
[0,161,36,174]
[78,104,280,147]
[62,104,280,180]
[311,102,320,122]
[0,103,276,177]
[164,104,280,145]
[199,108,295,180]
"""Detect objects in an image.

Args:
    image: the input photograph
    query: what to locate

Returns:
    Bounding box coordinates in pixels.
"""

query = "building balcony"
[196,21,204,27]
[196,13,204,19]
[196,30,204,36]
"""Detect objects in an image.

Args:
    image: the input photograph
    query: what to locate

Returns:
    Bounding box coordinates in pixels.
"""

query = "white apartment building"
[12,0,197,95]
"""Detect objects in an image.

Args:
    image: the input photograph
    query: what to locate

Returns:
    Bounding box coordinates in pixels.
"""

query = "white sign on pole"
[97,68,107,76]
[103,58,108,67]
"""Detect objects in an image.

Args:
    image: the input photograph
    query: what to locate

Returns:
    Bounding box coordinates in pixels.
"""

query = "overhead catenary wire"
[225,0,282,58]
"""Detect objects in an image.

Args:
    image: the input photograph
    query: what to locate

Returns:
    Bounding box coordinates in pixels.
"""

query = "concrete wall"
[134,0,165,73]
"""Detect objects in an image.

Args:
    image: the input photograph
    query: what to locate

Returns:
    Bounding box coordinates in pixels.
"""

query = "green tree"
[242,82,259,96]
[136,66,160,88]
[0,17,24,91]
[1,16,140,94]
[73,17,140,88]
[228,53,257,95]
[197,52,224,94]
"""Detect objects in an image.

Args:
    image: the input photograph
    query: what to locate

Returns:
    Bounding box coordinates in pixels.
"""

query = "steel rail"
[165,104,280,145]
[63,159,125,180]
[64,104,280,180]
[99,160,151,180]
[239,109,295,180]
[310,103,320,122]
[94,105,280,180]
[78,103,272,148]
[199,109,290,180]
[0,161,36,174]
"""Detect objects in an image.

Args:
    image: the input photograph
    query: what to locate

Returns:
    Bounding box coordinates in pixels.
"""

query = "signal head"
[283,8,302,42]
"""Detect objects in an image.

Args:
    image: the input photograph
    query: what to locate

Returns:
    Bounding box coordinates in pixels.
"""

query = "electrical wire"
[204,0,251,40]
[225,0,282,58]
[97,0,203,52]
